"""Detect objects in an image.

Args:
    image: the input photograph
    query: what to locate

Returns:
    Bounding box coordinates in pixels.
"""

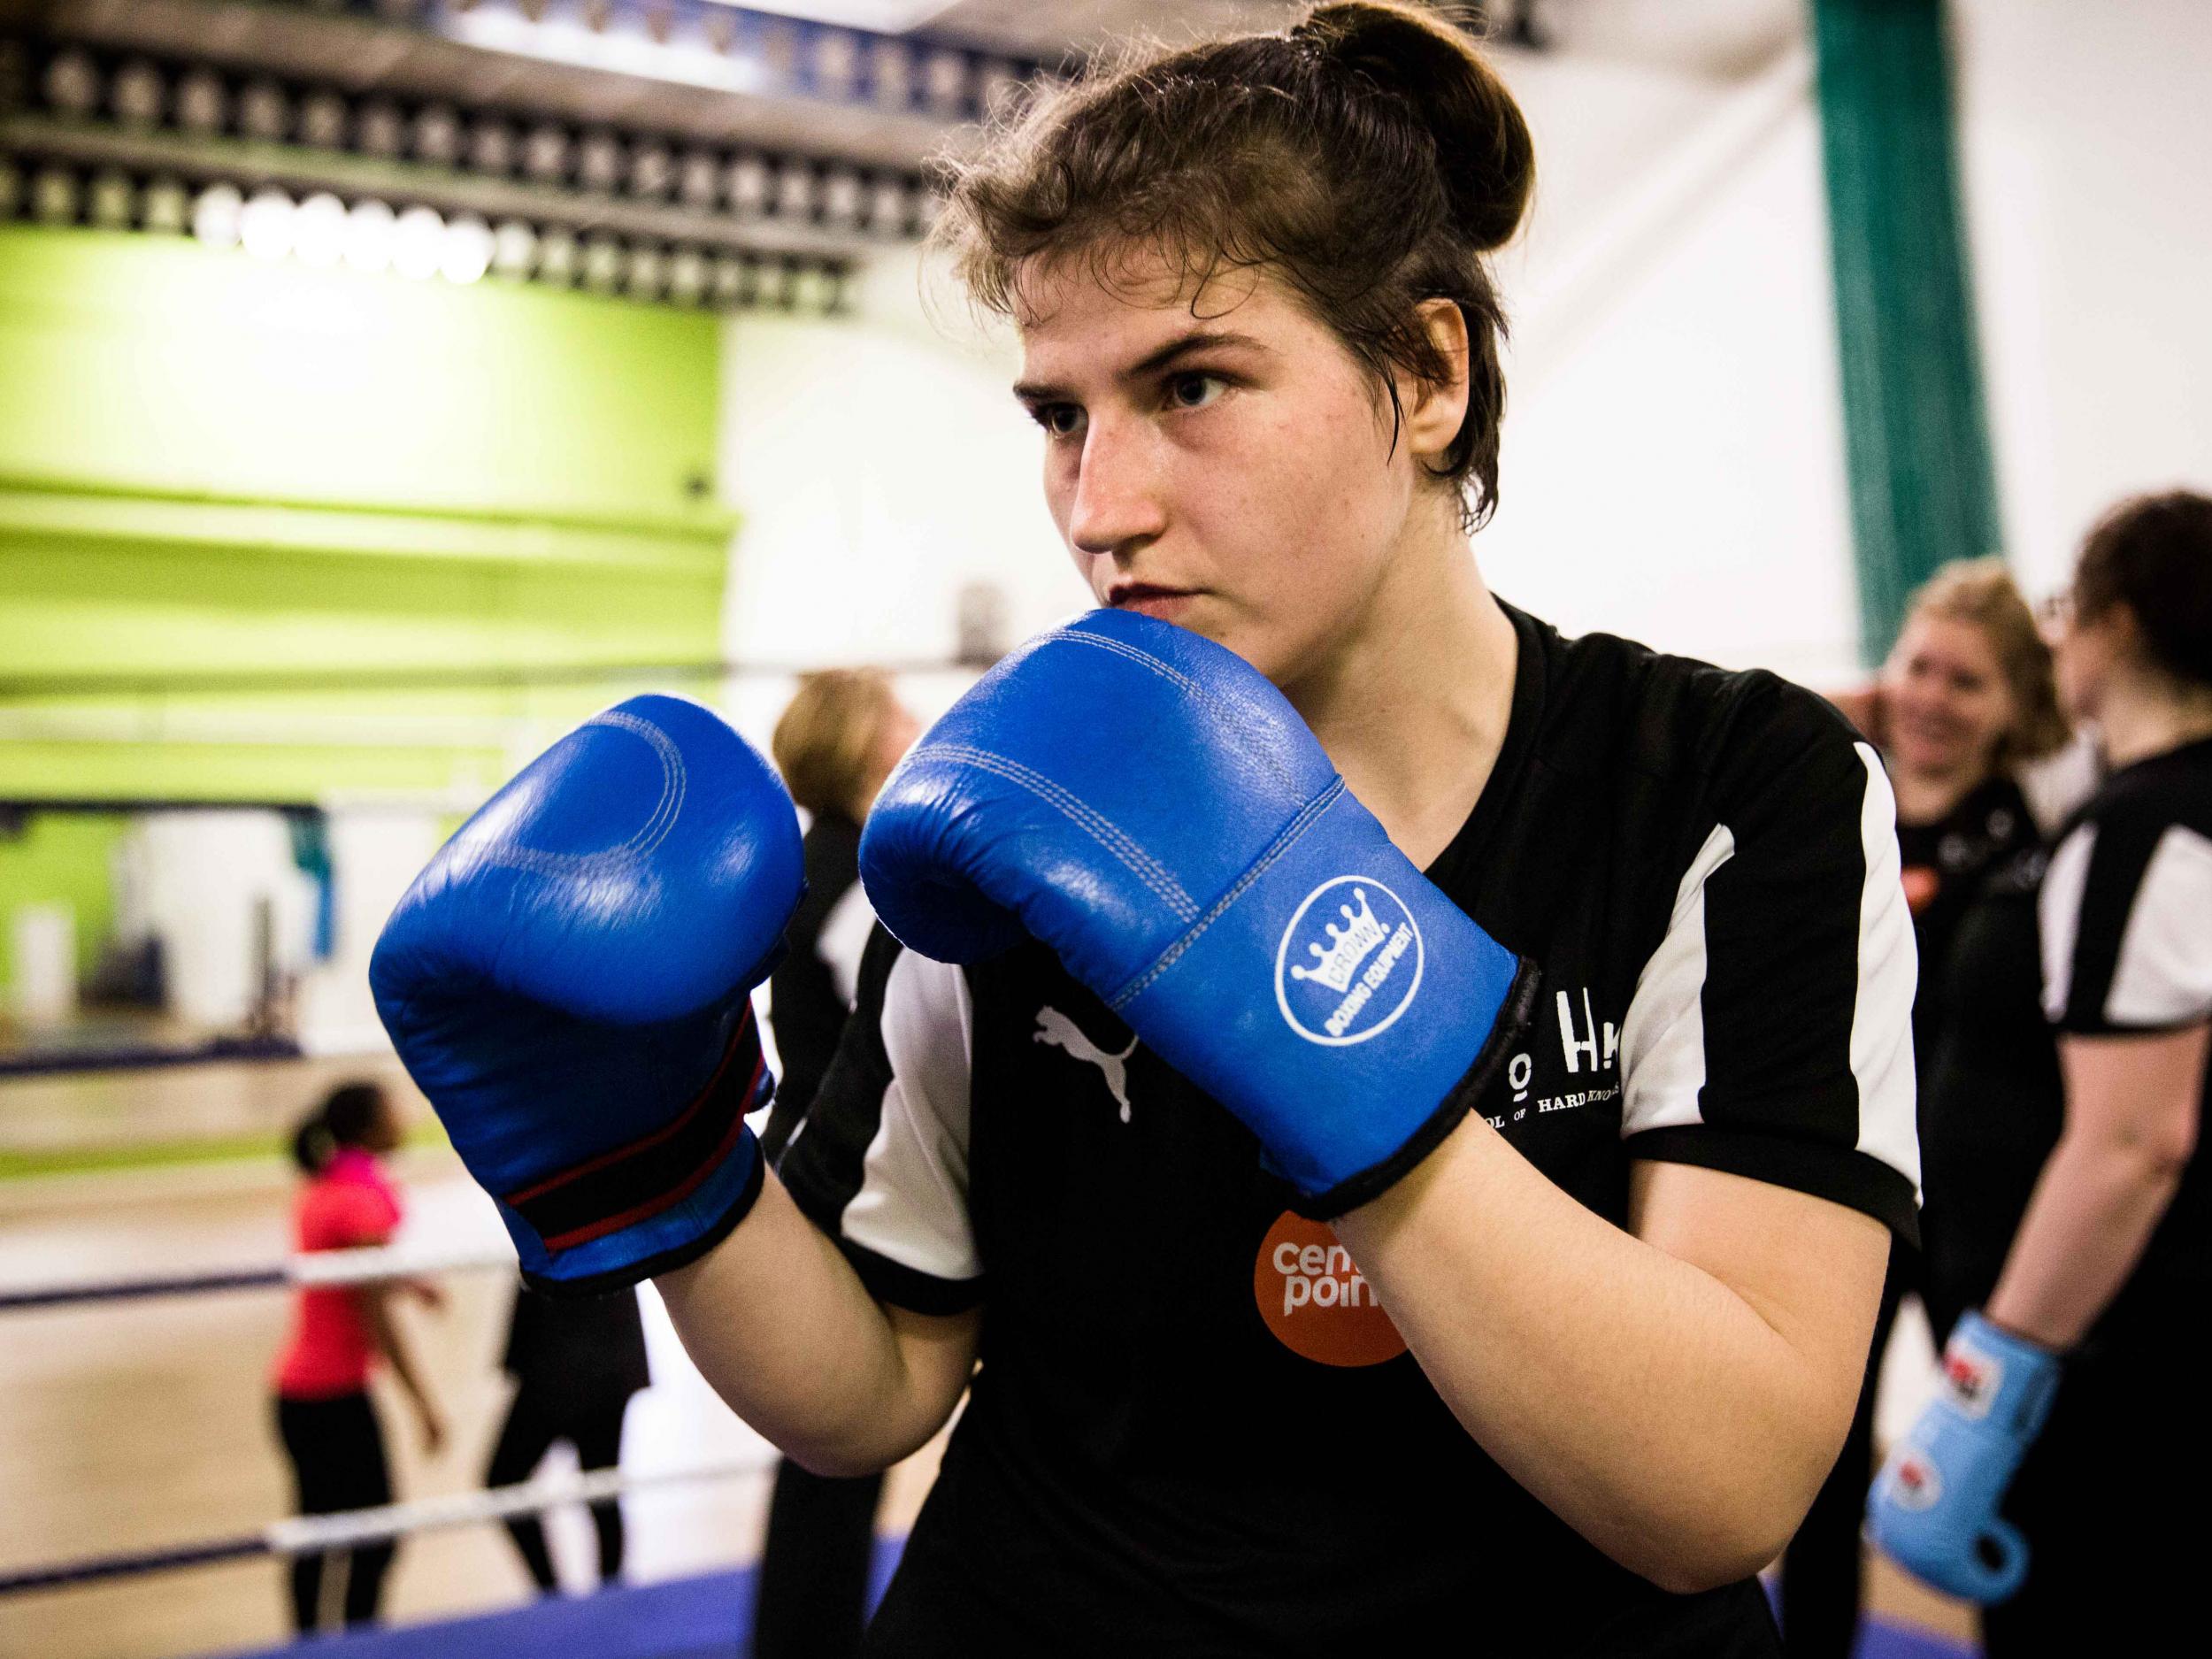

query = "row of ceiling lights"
[0,161,852,311]
[31,44,940,237]
[300,0,1037,119]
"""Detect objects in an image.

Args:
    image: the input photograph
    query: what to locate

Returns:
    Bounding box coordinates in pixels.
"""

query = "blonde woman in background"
[1784,561,2070,1658]
[755,668,919,1659]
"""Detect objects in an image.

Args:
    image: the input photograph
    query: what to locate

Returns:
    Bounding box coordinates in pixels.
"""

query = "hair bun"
[1295,2,1533,252]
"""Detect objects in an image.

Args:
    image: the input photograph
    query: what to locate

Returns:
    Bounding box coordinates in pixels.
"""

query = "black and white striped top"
[2039,736,2212,1037]
[776,603,1921,1652]
[1923,734,2212,1335]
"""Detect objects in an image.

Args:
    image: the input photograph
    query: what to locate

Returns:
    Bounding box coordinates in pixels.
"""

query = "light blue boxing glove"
[371,695,803,1296]
[1866,1311,2062,1603]
[859,610,1538,1216]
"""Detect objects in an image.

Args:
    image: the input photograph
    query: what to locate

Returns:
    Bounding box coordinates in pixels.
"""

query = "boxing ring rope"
[0,1240,518,1311]
[0,1238,767,1597]
[0,1458,762,1596]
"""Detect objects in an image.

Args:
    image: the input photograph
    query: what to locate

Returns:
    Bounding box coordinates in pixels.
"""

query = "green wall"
[0,225,733,804]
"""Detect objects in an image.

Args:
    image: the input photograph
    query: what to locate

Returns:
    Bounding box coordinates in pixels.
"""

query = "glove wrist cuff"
[505,1003,770,1262]
[1947,1311,2062,1439]
[1292,953,1542,1220]
[520,1148,764,1300]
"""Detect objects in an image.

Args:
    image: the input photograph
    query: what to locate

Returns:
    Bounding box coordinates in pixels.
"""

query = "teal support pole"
[1811,0,2003,665]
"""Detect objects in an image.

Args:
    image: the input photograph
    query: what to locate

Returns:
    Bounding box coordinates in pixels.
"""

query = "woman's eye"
[1166,373,1227,411]
[1032,403,1084,438]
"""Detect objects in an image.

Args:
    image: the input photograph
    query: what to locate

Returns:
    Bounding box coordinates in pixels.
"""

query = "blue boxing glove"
[860,610,1536,1215]
[1867,1311,2062,1603]
[371,695,803,1296]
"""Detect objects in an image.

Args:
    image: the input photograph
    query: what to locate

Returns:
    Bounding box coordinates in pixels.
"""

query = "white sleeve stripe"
[840,949,982,1283]
[1618,821,1732,1135]
[1848,742,1920,1187]
[2039,826,2096,1023]
[2107,824,2212,1026]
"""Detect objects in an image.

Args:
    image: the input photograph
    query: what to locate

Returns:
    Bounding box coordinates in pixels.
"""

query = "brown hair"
[933,1,1534,527]
[1901,558,2070,765]
[2073,490,2212,692]
[773,669,898,820]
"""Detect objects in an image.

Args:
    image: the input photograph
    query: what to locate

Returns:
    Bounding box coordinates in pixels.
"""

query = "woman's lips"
[1108,585,1201,620]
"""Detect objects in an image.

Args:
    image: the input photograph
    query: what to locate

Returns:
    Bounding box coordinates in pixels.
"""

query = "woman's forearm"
[655,1171,977,1476]
[1333,1116,1872,1594]
[1985,1132,2185,1348]
[367,1291,434,1413]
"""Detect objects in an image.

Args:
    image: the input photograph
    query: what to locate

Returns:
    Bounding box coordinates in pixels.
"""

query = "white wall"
[1484,48,1863,685]
[295,808,446,1055]
[121,812,318,1030]
[716,252,1070,748]
[1955,0,2212,597]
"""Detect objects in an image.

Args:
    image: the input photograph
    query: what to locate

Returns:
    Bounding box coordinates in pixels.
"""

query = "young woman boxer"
[373,7,1917,1653]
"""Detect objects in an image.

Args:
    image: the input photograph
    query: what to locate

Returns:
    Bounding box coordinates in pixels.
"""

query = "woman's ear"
[1399,298,1471,467]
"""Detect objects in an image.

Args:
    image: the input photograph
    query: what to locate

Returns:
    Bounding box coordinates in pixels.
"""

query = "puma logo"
[1033,1006,1138,1123]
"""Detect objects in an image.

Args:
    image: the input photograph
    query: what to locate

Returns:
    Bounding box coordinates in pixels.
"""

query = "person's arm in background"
[1985,1027,2206,1347]
[367,1284,447,1456]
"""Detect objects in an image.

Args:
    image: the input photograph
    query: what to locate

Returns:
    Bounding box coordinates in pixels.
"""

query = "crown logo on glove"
[1288,887,1389,994]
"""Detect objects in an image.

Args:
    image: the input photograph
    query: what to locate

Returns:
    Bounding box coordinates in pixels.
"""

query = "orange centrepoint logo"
[1901,865,1940,916]
[1253,1210,1409,1368]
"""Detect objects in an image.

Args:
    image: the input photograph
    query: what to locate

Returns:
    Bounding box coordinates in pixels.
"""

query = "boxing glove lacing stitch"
[1109,779,1347,1010]
[1042,629,1302,794]
[475,710,688,879]
[907,742,1202,922]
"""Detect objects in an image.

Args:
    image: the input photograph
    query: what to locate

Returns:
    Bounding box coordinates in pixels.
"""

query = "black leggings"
[755,1458,886,1659]
[1778,1242,1912,1658]
[274,1392,396,1633]
[484,1386,630,1591]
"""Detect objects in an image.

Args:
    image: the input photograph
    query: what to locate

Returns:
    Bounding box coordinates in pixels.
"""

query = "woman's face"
[1012,249,1432,687]
[858,700,923,814]
[364,1088,404,1155]
[2050,598,2124,725]
[1881,611,2014,779]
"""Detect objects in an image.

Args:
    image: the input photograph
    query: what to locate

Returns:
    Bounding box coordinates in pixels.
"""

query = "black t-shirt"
[1896,772,2038,1081]
[1924,736,2212,1337]
[778,605,1920,1656]
[502,1283,649,1416]
[764,813,871,1160]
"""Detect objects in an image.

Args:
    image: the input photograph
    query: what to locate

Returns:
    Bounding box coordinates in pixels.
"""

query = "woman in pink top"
[271,1081,443,1633]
